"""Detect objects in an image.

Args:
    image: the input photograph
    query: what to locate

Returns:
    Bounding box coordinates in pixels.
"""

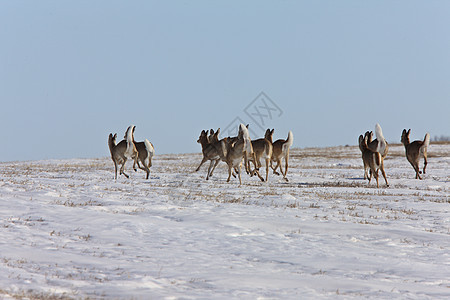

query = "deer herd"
[108,123,430,188]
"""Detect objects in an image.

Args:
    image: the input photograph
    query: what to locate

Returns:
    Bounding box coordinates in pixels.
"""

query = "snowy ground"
[0,143,449,299]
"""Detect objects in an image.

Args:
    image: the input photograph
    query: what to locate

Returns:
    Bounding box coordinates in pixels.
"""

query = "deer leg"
[248,158,260,178]
[120,166,130,179]
[119,158,129,178]
[251,154,259,172]
[142,161,150,180]
[265,158,270,182]
[253,168,265,182]
[206,160,216,180]
[133,156,139,172]
[283,154,289,180]
[380,163,389,187]
[243,154,249,174]
[272,160,281,176]
[374,169,379,188]
[237,164,242,186]
[232,167,239,178]
[362,157,368,180]
[423,153,428,174]
[133,158,138,172]
[416,162,422,180]
[227,164,232,182]
[279,159,285,177]
[245,156,255,175]
[208,159,221,177]
[195,157,208,172]
[114,161,118,180]
[414,161,422,180]
[247,159,254,177]
[135,158,147,172]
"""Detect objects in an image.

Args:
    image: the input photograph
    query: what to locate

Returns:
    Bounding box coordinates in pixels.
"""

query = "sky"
[1,0,449,162]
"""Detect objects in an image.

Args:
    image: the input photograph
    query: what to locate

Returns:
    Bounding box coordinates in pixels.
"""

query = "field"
[0,143,449,299]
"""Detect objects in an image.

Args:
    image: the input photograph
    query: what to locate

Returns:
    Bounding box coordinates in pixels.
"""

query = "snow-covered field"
[0,143,449,299]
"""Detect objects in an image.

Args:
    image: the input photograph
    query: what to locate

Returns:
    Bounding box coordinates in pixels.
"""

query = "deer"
[244,130,258,177]
[203,129,237,179]
[401,129,430,179]
[133,139,155,180]
[108,125,138,179]
[359,134,389,188]
[359,124,389,179]
[225,124,252,185]
[195,128,228,180]
[265,129,294,181]
[205,127,258,181]
[365,123,389,158]
[247,129,273,182]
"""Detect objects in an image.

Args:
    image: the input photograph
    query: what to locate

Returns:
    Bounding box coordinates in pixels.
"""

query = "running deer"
[225,124,252,185]
[248,129,273,182]
[365,123,389,158]
[401,129,430,179]
[108,125,138,179]
[195,128,227,180]
[265,129,294,181]
[204,129,237,178]
[133,139,155,180]
[358,134,389,188]
[235,124,258,176]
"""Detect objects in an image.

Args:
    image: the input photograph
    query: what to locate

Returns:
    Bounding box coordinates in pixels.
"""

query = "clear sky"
[1,1,449,162]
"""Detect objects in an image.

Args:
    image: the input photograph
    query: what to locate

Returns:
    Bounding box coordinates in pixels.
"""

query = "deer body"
[225,124,251,185]
[359,135,389,188]
[266,129,293,181]
[196,129,227,180]
[108,134,130,179]
[108,125,139,180]
[401,129,430,179]
[250,135,273,182]
[134,139,155,179]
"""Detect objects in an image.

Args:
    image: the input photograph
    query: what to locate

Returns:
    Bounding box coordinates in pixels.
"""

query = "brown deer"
[195,129,227,180]
[133,139,155,180]
[204,129,241,179]
[225,124,252,185]
[265,129,293,181]
[359,134,389,188]
[401,129,430,179]
[108,125,138,179]
[206,127,260,181]
[248,129,273,182]
[365,123,389,158]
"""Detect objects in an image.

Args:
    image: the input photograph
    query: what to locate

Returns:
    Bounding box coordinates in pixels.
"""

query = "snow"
[0,143,449,299]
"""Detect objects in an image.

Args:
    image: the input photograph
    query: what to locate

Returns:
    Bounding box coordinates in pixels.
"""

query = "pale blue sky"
[1,1,449,162]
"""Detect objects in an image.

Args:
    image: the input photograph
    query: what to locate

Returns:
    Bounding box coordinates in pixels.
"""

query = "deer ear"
[216,128,220,135]
[407,129,411,135]
[246,124,249,128]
